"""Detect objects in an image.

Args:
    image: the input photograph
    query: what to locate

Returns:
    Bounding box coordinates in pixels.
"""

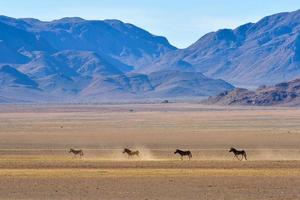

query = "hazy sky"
[0,0,299,48]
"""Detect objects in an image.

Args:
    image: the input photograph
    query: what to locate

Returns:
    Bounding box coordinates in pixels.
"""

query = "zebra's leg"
[233,154,237,160]
[234,154,240,160]
[238,155,243,161]
[181,156,183,160]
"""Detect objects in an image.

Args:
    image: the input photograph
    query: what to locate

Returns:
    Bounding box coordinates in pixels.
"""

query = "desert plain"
[0,103,300,199]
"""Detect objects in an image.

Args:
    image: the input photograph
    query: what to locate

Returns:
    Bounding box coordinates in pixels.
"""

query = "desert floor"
[0,103,300,199]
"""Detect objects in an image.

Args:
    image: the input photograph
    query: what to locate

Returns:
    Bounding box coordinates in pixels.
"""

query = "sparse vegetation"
[0,104,300,199]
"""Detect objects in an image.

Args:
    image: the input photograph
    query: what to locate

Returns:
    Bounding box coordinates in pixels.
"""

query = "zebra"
[229,147,247,161]
[174,149,192,160]
[123,148,140,158]
[69,148,84,158]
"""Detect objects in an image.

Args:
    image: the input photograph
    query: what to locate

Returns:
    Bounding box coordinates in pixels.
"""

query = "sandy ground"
[0,104,300,199]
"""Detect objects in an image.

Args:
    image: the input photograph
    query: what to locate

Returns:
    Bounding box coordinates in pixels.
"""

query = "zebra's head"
[229,147,234,152]
[123,148,129,153]
[174,149,179,154]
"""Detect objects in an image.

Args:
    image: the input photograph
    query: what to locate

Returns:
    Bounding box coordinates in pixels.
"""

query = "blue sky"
[0,0,299,48]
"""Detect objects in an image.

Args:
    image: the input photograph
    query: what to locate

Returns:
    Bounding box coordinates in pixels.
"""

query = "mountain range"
[203,78,300,106]
[146,9,300,87]
[1,9,300,103]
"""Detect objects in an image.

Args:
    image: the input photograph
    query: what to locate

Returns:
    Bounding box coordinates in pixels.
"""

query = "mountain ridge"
[203,78,300,106]
[2,10,300,103]
[0,16,234,102]
[144,9,300,87]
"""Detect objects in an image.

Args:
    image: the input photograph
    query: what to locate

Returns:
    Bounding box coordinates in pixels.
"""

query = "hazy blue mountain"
[0,65,48,102]
[15,17,176,69]
[147,70,233,97]
[145,10,300,87]
[0,65,38,88]
[0,96,14,103]
[80,74,154,98]
[0,15,234,102]
[18,51,128,78]
[0,15,176,68]
[17,51,126,95]
[78,71,233,101]
[0,20,52,64]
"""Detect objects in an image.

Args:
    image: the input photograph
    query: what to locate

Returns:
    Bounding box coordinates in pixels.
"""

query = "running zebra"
[174,149,192,160]
[69,148,84,158]
[229,147,247,161]
[123,148,140,158]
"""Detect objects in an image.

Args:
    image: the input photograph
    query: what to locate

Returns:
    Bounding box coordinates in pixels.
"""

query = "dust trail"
[109,149,129,161]
[66,149,300,161]
[83,149,107,161]
[251,149,300,161]
[133,146,156,161]
[82,149,129,161]
[106,147,157,161]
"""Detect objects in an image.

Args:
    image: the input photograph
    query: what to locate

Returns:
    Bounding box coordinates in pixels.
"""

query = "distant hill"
[0,16,233,102]
[5,9,300,103]
[204,78,300,106]
[0,16,176,69]
[0,65,38,88]
[146,70,233,97]
[143,10,300,87]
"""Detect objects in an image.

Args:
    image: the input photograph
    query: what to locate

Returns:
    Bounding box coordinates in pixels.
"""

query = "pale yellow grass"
[1,168,300,178]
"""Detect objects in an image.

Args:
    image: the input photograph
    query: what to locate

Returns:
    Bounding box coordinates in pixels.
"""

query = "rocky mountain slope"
[4,9,300,103]
[143,9,300,87]
[0,16,233,102]
[204,78,300,106]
